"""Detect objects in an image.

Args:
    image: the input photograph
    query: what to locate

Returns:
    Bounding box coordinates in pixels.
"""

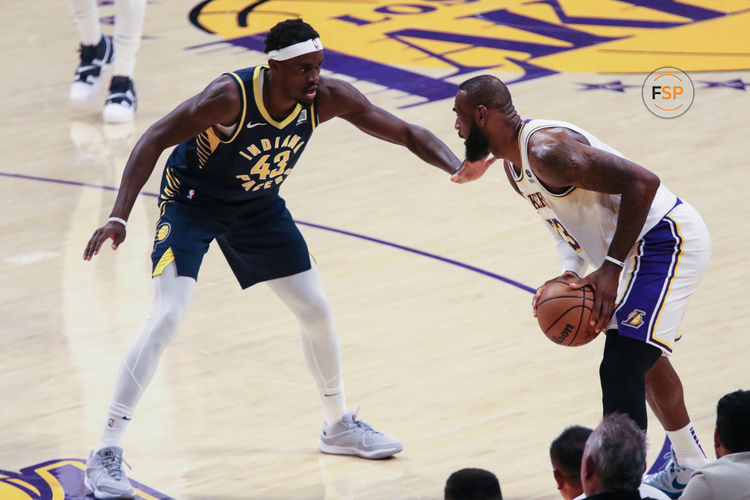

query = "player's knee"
[150,306,185,345]
[600,334,645,398]
[600,335,629,381]
[297,294,332,325]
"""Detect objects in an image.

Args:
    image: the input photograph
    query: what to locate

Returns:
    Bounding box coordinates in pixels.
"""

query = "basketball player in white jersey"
[68,0,144,122]
[450,75,711,498]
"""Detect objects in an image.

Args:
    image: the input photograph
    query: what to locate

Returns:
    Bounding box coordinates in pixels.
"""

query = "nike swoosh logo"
[246,122,266,129]
[671,477,688,490]
[664,488,682,499]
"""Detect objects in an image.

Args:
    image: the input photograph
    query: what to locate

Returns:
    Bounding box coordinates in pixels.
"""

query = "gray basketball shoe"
[84,446,135,499]
[319,410,403,459]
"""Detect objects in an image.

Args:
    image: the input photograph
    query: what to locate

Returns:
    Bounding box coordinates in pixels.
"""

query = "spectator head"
[444,468,502,500]
[550,425,593,499]
[715,389,750,457]
[581,413,647,495]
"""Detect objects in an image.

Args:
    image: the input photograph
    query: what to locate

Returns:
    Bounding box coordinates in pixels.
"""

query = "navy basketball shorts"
[151,196,312,289]
[608,200,711,354]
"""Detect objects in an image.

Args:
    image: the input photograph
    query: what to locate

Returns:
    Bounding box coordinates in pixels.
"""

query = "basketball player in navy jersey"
[82,19,461,499]
[450,75,710,498]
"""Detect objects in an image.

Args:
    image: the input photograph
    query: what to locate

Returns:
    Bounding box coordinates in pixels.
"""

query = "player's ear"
[714,427,723,457]
[581,455,595,481]
[475,105,488,126]
[552,468,565,490]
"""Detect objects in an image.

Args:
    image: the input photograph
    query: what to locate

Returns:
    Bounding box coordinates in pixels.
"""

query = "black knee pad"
[599,331,661,430]
[601,331,661,374]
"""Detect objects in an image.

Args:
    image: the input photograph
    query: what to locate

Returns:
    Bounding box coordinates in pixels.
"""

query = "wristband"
[605,255,625,267]
[108,217,127,227]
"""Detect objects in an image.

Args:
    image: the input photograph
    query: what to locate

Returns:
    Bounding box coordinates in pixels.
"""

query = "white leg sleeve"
[113,0,147,76]
[68,0,101,45]
[267,260,347,423]
[108,263,195,418]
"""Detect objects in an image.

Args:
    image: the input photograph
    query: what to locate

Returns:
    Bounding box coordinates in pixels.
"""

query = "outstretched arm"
[450,156,497,183]
[529,130,660,332]
[83,75,242,260]
[316,79,461,174]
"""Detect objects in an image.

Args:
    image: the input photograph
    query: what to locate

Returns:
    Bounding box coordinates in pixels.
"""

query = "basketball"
[535,277,598,347]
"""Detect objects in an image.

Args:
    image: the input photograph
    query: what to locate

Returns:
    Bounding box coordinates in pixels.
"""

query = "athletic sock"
[322,391,347,426]
[668,422,708,467]
[96,408,132,450]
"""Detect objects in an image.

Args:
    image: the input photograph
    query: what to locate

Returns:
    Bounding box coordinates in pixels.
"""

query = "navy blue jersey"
[160,65,318,206]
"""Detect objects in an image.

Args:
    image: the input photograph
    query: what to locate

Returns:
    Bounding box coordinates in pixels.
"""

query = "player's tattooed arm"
[528,128,660,265]
[528,129,661,332]
[316,78,461,174]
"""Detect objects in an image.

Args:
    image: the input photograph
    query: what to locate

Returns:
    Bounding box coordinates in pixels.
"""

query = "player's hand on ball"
[451,156,496,183]
[570,265,620,333]
[83,221,127,261]
[533,271,578,317]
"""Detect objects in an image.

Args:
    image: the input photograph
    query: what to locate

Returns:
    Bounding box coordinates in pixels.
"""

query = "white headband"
[267,38,323,61]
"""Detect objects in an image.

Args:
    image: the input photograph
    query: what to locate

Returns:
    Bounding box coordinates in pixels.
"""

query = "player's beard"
[297,93,313,105]
[464,122,490,162]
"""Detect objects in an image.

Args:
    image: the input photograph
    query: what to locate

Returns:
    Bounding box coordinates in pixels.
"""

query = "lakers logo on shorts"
[155,223,171,244]
[622,309,647,329]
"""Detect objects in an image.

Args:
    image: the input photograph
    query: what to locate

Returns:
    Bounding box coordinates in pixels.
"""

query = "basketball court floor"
[1,1,749,498]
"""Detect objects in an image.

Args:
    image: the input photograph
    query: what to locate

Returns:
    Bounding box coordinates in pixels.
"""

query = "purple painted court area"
[0,171,535,294]
[0,459,172,499]
[0,439,673,499]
